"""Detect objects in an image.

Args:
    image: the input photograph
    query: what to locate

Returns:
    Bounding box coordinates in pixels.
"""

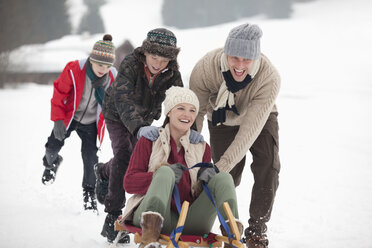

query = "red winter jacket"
[50,58,117,146]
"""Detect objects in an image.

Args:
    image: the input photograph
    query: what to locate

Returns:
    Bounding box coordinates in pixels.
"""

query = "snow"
[1,0,372,247]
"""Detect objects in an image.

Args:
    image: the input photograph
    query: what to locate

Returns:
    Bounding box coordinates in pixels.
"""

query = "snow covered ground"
[1,0,372,247]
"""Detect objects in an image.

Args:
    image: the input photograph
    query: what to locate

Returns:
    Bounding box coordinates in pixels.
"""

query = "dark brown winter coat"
[102,47,183,135]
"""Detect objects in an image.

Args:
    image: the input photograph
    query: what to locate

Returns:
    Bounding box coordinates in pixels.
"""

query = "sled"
[112,201,244,248]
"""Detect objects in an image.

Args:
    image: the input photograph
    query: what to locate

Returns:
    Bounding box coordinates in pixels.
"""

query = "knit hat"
[141,28,180,60]
[164,86,199,115]
[89,34,116,66]
[224,23,263,60]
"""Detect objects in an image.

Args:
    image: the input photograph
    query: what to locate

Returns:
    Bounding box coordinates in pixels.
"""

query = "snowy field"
[1,0,372,247]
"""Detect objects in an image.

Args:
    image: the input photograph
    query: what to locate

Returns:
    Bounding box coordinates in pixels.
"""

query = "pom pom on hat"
[224,23,263,60]
[89,34,116,66]
[163,86,199,115]
[102,34,112,41]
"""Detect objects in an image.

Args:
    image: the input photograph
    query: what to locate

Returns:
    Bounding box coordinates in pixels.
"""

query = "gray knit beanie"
[163,86,199,115]
[224,23,263,60]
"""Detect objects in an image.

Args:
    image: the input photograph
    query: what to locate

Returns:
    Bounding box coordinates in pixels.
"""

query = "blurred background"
[0,0,314,87]
[1,1,372,247]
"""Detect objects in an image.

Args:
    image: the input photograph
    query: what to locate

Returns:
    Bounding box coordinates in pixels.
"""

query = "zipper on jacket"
[76,86,94,129]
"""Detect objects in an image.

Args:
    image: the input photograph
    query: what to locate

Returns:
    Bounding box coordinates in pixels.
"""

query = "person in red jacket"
[121,86,240,248]
[41,34,117,213]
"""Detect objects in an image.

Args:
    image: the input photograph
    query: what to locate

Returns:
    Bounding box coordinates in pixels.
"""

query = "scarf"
[211,53,260,126]
[85,58,108,106]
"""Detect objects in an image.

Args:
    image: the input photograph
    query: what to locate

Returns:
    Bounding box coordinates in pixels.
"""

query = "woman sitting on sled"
[122,86,241,248]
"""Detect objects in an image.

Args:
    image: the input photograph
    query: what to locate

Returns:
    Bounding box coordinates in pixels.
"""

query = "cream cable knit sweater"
[190,48,280,173]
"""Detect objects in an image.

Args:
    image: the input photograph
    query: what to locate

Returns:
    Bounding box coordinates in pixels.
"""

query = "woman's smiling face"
[168,103,197,134]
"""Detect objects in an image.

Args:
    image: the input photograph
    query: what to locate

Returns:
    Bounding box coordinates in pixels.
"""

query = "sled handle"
[223,202,241,242]
[166,201,189,248]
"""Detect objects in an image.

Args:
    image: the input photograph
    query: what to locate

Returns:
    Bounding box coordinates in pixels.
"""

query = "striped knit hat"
[89,34,116,66]
[141,28,180,60]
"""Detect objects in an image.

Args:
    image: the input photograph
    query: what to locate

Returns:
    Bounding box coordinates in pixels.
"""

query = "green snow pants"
[132,166,239,235]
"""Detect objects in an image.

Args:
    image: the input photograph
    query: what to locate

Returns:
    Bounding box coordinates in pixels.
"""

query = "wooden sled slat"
[166,200,189,248]
[215,235,243,248]
[223,202,242,241]
[218,202,244,248]
[114,201,242,248]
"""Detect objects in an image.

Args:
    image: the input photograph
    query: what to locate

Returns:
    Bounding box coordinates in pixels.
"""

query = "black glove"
[169,163,187,184]
[197,163,219,184]
[53,120,66,141]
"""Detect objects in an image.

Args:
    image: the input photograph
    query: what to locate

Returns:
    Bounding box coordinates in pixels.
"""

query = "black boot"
[83,189,98,213]
[94,163,108,204]
[42,155,63,185]
[245,227,269,248]
[101,212,130,243]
